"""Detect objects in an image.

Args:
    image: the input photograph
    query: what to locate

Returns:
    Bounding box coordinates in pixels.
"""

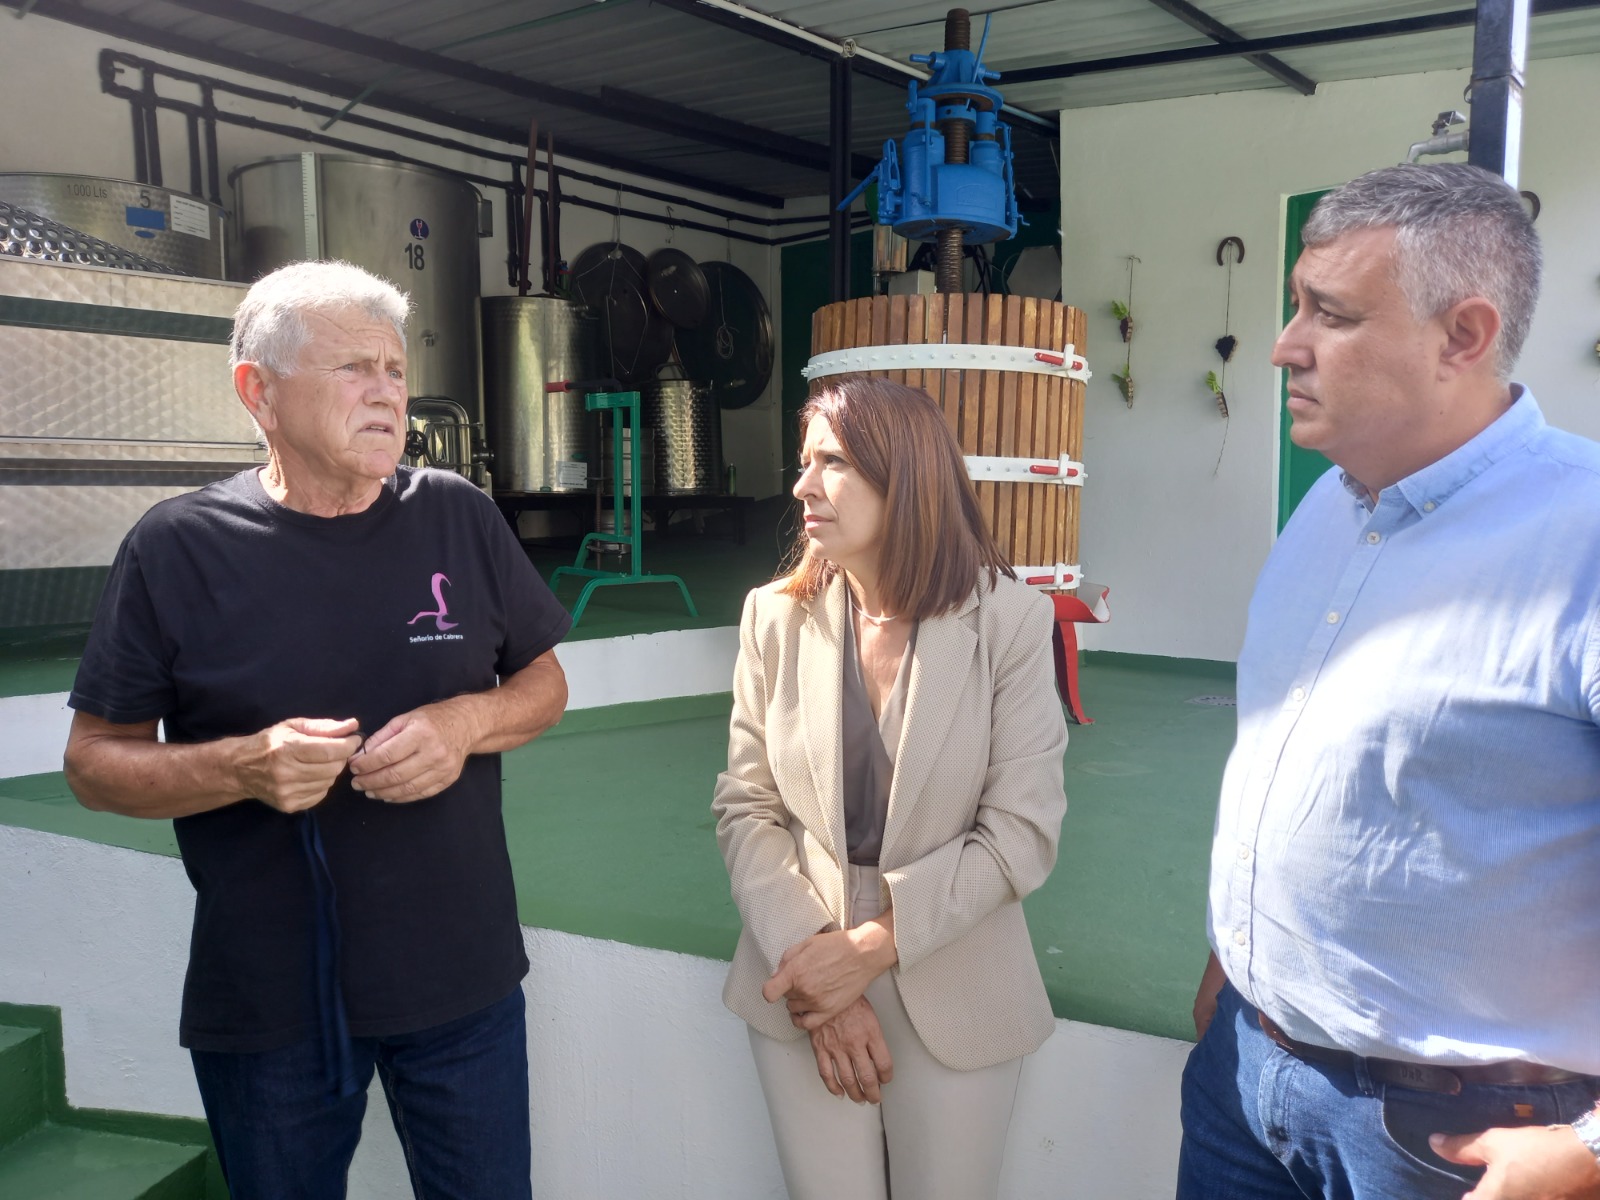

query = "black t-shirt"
[69,466,570,1052]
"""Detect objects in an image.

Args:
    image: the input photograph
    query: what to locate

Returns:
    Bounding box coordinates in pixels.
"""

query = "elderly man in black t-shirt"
[63,260,571,1200]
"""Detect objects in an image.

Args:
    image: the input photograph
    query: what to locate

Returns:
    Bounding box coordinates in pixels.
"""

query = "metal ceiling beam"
[9,0,787,206]
[1143,0,1316,95]
[828,55,852,303]
[1004,0,1600,85]
[646,0,916,88]
[150,0,856,197]
[645,0,1061,137]
[599,85,878,180]
[154,0,607,111]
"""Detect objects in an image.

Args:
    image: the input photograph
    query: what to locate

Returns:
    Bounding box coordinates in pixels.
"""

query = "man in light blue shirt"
[1179,164,1600,1200]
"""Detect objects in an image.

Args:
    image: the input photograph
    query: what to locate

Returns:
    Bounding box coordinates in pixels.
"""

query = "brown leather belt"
[1257,1012,1592,1096]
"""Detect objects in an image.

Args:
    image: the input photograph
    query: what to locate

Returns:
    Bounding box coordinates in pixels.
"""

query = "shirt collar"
[1339,385,1543,516]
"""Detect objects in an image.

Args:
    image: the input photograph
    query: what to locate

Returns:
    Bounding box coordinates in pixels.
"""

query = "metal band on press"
[802,342,1091,382]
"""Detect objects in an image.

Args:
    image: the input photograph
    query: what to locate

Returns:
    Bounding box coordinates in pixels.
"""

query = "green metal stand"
[549,390,698,626]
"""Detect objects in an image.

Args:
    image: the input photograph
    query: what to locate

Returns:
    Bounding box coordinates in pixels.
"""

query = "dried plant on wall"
[1110,255,1139,405]
[1206,370,1228,418]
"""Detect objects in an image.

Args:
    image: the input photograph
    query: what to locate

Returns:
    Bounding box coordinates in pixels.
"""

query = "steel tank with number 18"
[230,152,490,478]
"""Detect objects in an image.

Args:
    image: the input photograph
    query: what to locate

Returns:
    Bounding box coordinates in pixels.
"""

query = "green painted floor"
[0,1005,222,1199]
[0,1123,206,1200]
[0,655,1233,1044]
[524,498,795,641]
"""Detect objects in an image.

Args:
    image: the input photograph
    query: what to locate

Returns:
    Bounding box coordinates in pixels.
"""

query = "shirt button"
[1234,929,1248,947]
[1422,500,1437,512]
[1237,844,1252,862]
[1291,686,1306,702]
[1326,611,1341,624]
[1366,531,1381,544]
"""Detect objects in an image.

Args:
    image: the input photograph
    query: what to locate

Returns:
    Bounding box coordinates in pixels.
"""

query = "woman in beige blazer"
[713,377,1068,1199]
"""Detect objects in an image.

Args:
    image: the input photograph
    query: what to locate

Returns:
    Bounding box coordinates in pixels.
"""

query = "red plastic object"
[1048,589,1110,725]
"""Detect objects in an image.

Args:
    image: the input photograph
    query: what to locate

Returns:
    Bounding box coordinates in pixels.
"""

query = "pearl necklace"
[848,589,900,625]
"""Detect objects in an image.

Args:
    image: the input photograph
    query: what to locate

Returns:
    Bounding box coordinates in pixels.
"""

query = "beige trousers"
[747,865,1025,1200]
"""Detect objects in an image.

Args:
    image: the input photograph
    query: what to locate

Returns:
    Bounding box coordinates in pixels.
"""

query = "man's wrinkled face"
[1272,226,1440,485]
[261,308,408,486]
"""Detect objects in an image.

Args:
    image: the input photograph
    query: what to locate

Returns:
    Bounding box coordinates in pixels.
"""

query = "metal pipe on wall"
[829,54,853,303]
[1467,0,1530,184]
[201,85,222,205]
[140,72,163,187]
[100,57,871,254]
[99,50,866,247]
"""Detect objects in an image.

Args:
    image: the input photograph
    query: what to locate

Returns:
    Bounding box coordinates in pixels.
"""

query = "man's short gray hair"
[1301,163,1540,379]
[230,260,411,375]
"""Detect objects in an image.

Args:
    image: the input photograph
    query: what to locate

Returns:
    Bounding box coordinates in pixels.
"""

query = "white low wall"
[0,823,1188,1199]
[0,625,740,779]
[0,690,73,780]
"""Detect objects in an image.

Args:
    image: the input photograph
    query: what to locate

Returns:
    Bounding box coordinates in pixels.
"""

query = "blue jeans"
[191,987,532,1200]
[1178,983,1599,1200]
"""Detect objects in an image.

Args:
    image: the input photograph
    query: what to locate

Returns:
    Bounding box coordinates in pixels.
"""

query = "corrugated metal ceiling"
[13,0,1600,206]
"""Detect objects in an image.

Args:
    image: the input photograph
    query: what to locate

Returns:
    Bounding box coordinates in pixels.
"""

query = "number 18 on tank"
[405,216,429,271]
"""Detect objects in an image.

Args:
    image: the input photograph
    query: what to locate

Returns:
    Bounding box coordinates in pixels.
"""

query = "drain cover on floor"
[1187,695,1237,706]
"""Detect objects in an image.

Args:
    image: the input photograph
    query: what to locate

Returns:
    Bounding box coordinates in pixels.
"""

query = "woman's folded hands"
[762,910,899,1030]
[808,996,895,1104]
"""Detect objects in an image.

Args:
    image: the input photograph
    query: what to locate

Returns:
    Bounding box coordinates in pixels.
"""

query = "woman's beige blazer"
[713,572,1069,1071]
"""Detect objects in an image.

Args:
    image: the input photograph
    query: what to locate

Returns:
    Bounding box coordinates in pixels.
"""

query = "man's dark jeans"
[1178,982,1599,1200]
[191,986,531,1200]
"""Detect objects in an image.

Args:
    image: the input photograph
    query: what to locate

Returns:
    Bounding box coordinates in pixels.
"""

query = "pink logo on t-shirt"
[408,573,458,631]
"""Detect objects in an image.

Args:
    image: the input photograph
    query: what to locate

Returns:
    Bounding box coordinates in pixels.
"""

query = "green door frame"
[1277,189,1334,531]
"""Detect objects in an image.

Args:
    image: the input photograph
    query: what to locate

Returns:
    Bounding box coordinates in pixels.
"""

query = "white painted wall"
[0,14,790,499]
[1062,54,1600,661]
[0,624,736,784]
[0,823,1190,1199]
[0,626,742,778]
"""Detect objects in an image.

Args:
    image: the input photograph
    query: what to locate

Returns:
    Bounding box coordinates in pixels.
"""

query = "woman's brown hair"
[778,377,1014,620]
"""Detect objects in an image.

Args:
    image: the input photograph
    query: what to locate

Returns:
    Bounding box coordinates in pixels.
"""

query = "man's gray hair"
[230,260,411,375]
[1301,163,1540,379]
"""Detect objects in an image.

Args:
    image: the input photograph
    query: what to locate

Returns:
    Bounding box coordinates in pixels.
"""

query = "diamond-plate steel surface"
[0,440,262,463]
[0,327,250,444]
[0,565,112,628]
[0,253,257,591]
[0,174,226,278]
[0,255,245,317]
[0,484,195,570]
[1,201,182,274]
[644,379,724,495]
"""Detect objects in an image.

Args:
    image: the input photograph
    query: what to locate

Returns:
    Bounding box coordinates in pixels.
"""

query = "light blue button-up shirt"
[1210,389,1600,1072]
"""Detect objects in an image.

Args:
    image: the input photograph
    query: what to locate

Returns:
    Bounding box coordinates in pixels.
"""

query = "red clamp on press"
[1047,583,1111,726]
